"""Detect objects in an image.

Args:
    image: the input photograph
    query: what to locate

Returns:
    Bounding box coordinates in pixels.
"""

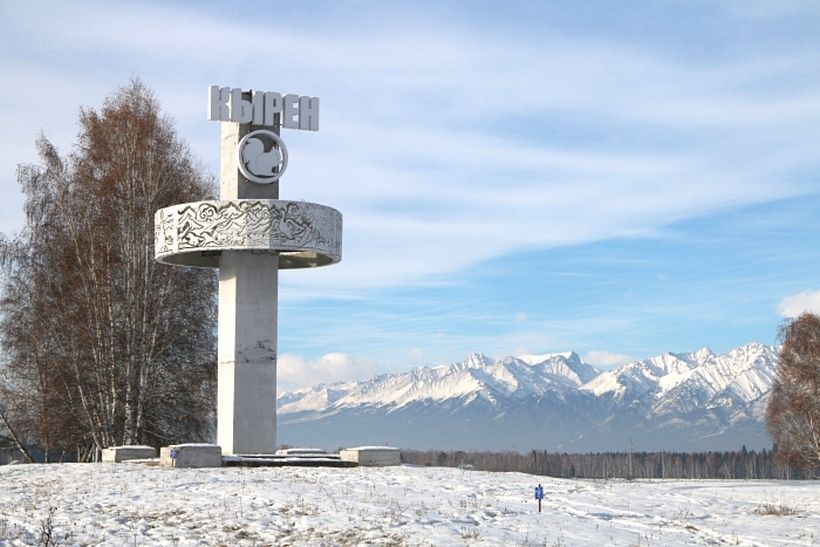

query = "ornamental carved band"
[154,199,342,269]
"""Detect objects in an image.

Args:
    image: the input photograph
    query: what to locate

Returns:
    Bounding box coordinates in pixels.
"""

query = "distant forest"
[401,448,818,480]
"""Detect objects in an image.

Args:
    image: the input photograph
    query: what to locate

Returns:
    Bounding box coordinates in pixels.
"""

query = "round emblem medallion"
[237,129,289,184]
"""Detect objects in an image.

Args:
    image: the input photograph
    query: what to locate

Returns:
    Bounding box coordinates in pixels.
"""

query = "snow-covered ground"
[0,463,817,545]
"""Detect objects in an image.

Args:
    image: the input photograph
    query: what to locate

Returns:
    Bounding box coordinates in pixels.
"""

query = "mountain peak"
[464,352,494,367]
[673,346,715,365]
[515,351,578,365]
[278,341,778,452]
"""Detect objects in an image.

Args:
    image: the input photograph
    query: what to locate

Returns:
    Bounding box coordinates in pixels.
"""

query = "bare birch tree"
[0,80,217,460]
[767,313,820,469]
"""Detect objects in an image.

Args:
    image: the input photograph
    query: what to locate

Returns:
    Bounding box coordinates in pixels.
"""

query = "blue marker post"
[534,483,544,513]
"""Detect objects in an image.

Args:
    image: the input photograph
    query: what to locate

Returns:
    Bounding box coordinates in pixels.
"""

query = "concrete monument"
[154,85,341,455]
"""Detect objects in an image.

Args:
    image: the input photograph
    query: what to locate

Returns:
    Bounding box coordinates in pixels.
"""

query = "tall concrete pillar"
[216,118,279,454]
[154,85,341,456]
[217,251,279,453]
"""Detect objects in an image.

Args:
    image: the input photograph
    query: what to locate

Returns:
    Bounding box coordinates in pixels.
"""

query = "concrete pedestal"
[102,445,157,462]
[160,444,223,468]
[339,446,401,466]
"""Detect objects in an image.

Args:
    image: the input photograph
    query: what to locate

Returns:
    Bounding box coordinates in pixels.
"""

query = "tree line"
[402,448,818,480]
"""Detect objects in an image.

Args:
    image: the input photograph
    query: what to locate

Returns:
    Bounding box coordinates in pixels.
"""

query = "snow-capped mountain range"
[277,343,779,452]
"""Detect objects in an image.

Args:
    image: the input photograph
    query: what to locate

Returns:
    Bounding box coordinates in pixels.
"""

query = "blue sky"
[1,1,819,389]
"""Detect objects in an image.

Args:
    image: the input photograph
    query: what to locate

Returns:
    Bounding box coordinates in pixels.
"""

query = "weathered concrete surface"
[101,446,157,463]
[216,117,280,456]
[160,444,223,468]
[153,199,342,269]
[217,251,278,455]
[339,446,401,466]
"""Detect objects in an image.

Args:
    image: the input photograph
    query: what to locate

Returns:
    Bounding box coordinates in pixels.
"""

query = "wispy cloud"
[777,290,820,318]
[277,352,380,391]
[3,5,818,293]
[2,1,819,372]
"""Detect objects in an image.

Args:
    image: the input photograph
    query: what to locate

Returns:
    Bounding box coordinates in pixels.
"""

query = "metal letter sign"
[208,85,319,185]
[534,485,544,500]
[208,85,319,131]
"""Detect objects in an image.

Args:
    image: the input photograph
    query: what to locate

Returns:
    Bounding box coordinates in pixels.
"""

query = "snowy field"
[0,463,817,546]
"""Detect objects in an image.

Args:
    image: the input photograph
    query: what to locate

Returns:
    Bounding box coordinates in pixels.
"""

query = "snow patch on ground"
[0,463,817,545]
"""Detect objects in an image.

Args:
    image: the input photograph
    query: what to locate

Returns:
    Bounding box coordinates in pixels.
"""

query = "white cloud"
[408,348,425,361]
[2,1,818,298]
[277,352,379,391]
[583,350,635,369]
[777,290,820,318]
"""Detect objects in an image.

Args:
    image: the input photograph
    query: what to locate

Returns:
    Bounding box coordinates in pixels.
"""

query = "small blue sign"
[534,485,544,500]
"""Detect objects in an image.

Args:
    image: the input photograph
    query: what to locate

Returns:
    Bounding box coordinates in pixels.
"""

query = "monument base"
[102,445,157,463]
[160,444,223,468]
[339,446,401,466]
[222,453,357,468]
